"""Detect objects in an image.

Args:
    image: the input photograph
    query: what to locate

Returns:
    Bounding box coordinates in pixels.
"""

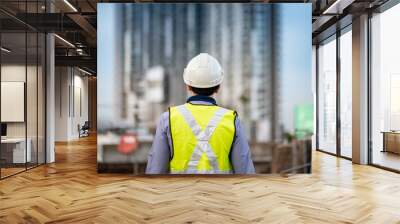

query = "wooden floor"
[372,150,400,171]
[1,167,26,178]
[1,135,400,223]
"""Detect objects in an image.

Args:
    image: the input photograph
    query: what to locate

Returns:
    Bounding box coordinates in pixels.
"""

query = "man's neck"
[186,95,217,105]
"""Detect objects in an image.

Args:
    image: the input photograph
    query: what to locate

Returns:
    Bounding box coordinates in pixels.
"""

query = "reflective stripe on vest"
[169,103,235,174]
[170,170,232,174]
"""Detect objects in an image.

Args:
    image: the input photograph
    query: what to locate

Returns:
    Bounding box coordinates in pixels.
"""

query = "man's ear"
[187,85,193,94]
[215,86,220,94]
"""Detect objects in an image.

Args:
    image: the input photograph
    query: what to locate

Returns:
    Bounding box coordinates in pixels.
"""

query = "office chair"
[79,121,90,138]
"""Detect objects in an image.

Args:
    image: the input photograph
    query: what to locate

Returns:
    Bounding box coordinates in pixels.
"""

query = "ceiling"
[0,0,98,73]
[0,0,394,74]
[311,0,390,43]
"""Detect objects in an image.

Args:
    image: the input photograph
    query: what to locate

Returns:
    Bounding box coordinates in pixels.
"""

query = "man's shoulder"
[168,103,186,109]
[156,111,170,131]
[217,106,237,116]
[160,110,170,120]
[159,104,186,128]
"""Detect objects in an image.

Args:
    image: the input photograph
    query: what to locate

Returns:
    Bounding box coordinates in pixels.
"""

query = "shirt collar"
[186,95,217,105]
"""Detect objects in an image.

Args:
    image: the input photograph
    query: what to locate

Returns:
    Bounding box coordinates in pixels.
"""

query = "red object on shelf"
[118,133,139,154]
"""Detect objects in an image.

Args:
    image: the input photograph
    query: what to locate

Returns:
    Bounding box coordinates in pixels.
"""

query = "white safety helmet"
[183,53,223,88]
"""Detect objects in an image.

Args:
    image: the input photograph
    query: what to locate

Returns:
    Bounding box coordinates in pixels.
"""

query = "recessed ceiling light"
[54,34,75,48]
[63,0,78,12]
[78,67,93,76]
[1,47,11,53]
[323,0,354,15]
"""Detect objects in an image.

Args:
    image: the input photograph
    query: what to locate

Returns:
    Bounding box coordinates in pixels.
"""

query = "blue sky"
[97,4,118,125]
[278,4,312,131]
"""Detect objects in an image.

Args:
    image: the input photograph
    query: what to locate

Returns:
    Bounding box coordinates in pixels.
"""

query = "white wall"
[1,65,26,139]
[55,67,69,141]
[1,65,38,138]
[71,73,89,138]
[55,67,89,141]
[1,63,47,164]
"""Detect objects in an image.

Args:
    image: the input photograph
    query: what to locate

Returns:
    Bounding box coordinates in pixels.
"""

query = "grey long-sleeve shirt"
[145,98,255,174]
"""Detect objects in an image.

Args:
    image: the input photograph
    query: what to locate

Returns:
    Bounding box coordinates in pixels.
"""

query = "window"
[371,3,400,171]
[317,35,337,154]
[316,24,354,159]
[339,28,352,158]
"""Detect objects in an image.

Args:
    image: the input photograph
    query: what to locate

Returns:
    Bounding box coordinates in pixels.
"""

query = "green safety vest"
[169,103,236,174]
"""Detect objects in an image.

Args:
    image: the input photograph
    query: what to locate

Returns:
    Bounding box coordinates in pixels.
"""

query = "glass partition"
[1,31,28,177]
[0,1,46,179]
[317,35,337,154]
[27,30,38,169]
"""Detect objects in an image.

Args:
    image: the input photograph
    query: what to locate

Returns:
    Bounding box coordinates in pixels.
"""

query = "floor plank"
[0,135,400,223]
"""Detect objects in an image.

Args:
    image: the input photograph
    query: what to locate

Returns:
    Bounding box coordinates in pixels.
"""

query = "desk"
[382,131,400,154]
[1,138,31,163]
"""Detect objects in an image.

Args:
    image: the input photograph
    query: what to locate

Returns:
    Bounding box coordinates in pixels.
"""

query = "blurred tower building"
[108,4,125,129]
[271,5,283,141]
[118,5,201,130]
[130,5,145,128]
[169,5,194,105]
[121,5,134,127]
[201,4,278,142]
[240,6,254,137]
[250,5,274,142]
[198,4,252,136]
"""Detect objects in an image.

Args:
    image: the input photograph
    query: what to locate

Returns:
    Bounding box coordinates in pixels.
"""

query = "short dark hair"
[189,85,220,96]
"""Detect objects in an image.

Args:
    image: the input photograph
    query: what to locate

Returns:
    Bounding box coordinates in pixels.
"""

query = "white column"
[352,14,369,164]
[46,33,55,163]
